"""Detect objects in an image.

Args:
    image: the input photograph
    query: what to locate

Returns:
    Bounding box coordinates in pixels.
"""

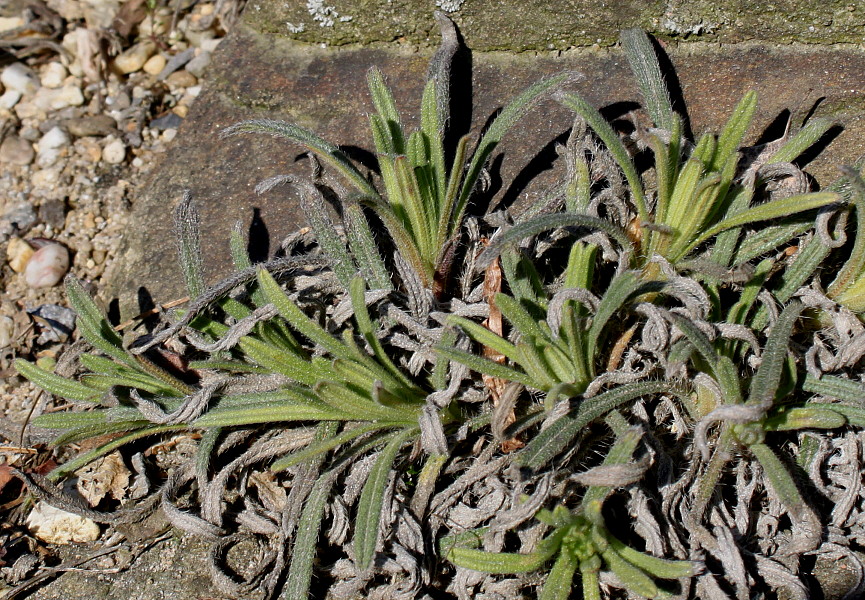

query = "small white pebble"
[0,315,14,349]
[33,84,84,111]
[162,128,177,142]
[40,62,68,88]
[0,89,22,109]
[36,126,70,167]
[26,502,100,544]
[131,156,144,168]
[24,242,70,288]
[1,62,40,95]
[102,138,126,164]
[0,16,25,33]
[37,126,69,150]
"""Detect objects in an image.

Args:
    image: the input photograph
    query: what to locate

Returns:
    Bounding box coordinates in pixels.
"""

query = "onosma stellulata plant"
[12,17,865,600]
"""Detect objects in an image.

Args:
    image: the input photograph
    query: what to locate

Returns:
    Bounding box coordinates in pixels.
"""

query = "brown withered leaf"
[480,247,524,452]
[249,471,287,513]
[75,450,131,506]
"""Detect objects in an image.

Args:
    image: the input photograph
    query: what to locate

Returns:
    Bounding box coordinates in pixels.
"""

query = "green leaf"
[456,73,574,225]
[49,418,149,448]
[65,276,136,368]
[600,548,658,598]
[580,562,603,600]
[538,547,579,600]
[477,212,632,270]
[296,180,358,288]
[766,225,836,313]
[14,359,101,403]
[367,67,406,155]
[257,268,352,360]
[649,116,683,227]
[354,427,417,569]
[516,340,557,390]
[284,475,334,600]
[313,381,411,422]
[657,157,705,257]
[559,93,648,226]
[587,270,646,361]
[769,117,835,163]
[711,90,757,175]
[223,120,378,199]
[680,191,840,258]
[436,346,537,388]
[79,373,178,397]
[748,442,811,523]
[494,293,545,341]
[271,422,387,472]
[802,373,865,403]
[349,277,419,392]
[438,134,471,247]
[237,335,321,386]
[343,200,392,290]
[186,359,269,374]
[32,409,112,429]
[283,421,340,600]
[563,241,597,290]
[48,424,181,480]
[393,155,435,269]
[174,191,205,299]
[748,300,804,407]
[620,29,674,132]
[605,534,701,579]
[763,406,847,431]
[447,546,552,574]
[359,193,430,286]
[731,219,812,266]
[823,404,865,427]
[420,78,446,199]
[192,398,346,427]
[518,381,671,470]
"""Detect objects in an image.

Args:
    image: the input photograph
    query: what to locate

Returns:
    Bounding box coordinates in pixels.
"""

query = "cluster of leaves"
[14,15,865,600]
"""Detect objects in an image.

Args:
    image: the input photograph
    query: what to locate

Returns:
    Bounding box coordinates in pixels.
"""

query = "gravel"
[0,0,242,478]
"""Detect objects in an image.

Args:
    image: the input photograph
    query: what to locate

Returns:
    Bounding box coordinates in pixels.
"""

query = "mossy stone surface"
[247,0,865,50]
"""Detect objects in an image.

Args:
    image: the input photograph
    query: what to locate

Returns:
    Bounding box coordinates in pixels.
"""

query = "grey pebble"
[64,114,119,137]
[150,112,183,131]
[157,47,195,81]
[184,51,211,78]
[107,91,131,111]
[2,201,37,232]
[18,126,41,142]
[0,135,35,165]
[38,199,66,228]
[38,119,61,134]
[27,304,77,344]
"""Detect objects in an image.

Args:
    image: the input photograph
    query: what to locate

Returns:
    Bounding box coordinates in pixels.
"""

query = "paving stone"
[107,16,865,320]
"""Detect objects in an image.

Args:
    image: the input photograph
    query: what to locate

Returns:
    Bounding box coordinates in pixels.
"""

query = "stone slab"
[107,15,865,318]
[23,533,230,600]
[249,0,865,50]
